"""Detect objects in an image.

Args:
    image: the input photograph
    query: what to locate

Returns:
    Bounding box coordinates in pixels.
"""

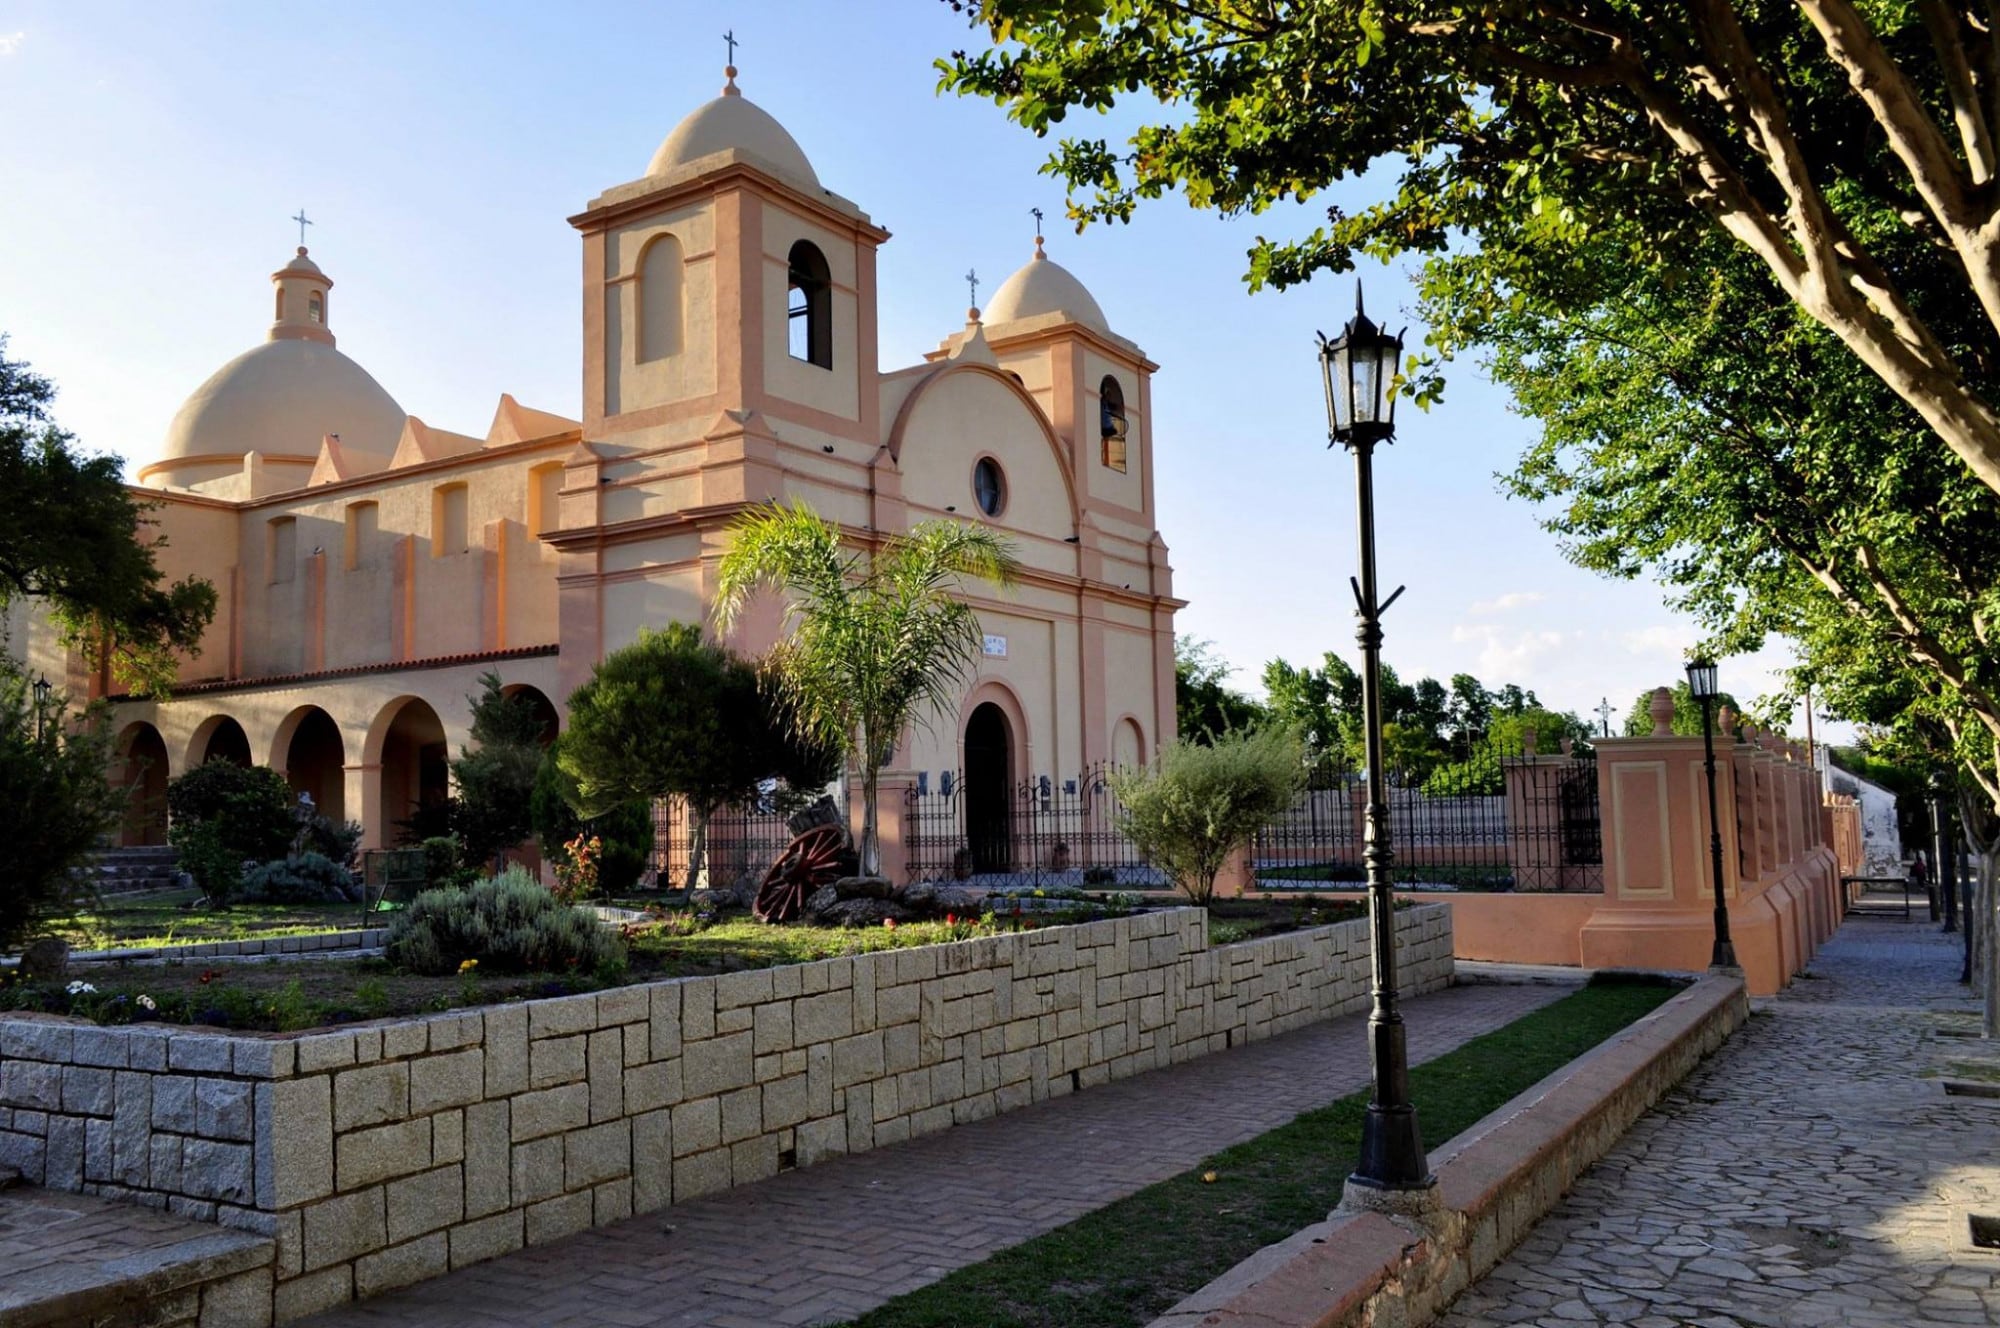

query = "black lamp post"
[1321,283,1430,1193]
[31,673,51,743]
[1932,772,1960,935]
[1685,658,1738,970]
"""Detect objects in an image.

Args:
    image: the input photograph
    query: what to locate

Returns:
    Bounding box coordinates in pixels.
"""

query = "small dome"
[279,247,324,277]
[153,339,405,470]
[982,239,1109,333]
[646,77,818,187]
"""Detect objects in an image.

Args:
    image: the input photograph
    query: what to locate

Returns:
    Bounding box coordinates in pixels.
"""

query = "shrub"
[0,670,122,953]
[419,835,479,891]
[1111,727,1307,907]
[166,762,295,902]
[532,748,652,894]
[386,868,626,976]
[239,852,358,903]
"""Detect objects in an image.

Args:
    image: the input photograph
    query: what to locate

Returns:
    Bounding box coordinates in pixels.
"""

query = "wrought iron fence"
[1253,748,1601,892]
[646,797,798,890]
[902,762,1168,889]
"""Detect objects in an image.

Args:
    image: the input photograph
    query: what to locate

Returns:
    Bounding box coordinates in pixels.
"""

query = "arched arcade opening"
[276,706,347,826]
[374,698,450,844]
[116,722,170,847]
[964,702,1014,874]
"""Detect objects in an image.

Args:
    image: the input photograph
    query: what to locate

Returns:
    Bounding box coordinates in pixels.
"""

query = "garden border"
[1146,970,1747,1328]
[0,903,1453,1326]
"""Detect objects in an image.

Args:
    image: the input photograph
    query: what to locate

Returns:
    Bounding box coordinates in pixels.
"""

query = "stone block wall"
[0,904,1451,1325]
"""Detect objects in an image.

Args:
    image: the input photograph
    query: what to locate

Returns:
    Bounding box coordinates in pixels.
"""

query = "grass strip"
[841,978,1679,1328]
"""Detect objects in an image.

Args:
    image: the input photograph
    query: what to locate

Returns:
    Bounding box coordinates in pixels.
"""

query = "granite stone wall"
[0,904,1452,1325]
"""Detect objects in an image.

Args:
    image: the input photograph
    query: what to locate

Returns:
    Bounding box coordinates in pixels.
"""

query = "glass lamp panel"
[1685,660,1720,700]
[1322,344,1350,432]
[1351,352,1380,426]
[1373,342,1399,426]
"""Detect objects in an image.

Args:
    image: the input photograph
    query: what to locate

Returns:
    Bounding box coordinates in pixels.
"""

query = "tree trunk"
[688,805,710,893]
[860,765,881,879]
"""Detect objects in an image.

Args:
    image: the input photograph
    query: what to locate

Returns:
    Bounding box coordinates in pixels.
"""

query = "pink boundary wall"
[1232,689,1841,997]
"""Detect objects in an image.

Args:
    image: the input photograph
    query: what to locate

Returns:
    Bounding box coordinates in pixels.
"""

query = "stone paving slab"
[1437,911,2000,1328]
[0,1182,272,1327]
[297,980,1563,1328]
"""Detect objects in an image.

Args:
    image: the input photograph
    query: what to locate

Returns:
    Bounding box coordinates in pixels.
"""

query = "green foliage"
[238,852,356,904]
[449,672,548,868]
[558,622,834,887]
[386,867,626,976]
[0,665,123,952]
[165,762,296,903]
[1176,637,1265,742]
[1622,684,1746,740]
[713,501,1022,876]
[531,746,652,895]
[0,339,215,696]
[418,836,478,892]
[1111,728,1306,906]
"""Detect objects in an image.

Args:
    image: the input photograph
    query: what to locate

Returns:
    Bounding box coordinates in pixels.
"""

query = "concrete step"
[0,1185,273,1328]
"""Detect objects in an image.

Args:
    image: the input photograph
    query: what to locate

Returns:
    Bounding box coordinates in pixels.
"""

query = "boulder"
[19,936,69,981]
[803,885,841,919]
[833,876,897,901]
[817,897,914,927]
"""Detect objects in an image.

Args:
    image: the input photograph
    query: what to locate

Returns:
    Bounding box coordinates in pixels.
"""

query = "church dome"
[138,246,405,488]
[155,340,404,468]
[646,73,819,187]
[983,239,1110,333]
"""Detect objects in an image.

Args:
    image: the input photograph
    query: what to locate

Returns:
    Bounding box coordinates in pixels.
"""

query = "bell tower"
[570,66,889,445]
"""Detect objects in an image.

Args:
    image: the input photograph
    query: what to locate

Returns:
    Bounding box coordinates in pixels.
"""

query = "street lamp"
[1320,283,1430,1194]
[1684,659,1738,970]
[31,673,51,742]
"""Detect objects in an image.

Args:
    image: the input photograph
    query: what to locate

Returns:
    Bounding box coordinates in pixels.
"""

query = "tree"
[450,673,547,870]
[713,502,1022,879]
[940,3,2000,509]
[1262,651,1354,759]
[530,742,652,896]
[0,340,215,696]
[0,664,123,952]
[1111,726,1306,906]
[559,623,834,889]
[1178,637,1265,742]
[165,761,296,904]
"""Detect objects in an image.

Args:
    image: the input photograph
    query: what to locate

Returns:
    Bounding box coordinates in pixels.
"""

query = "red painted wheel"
[755,825,848,922]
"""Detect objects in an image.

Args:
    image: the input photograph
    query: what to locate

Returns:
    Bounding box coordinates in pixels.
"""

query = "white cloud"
[1449,623,1569,679]
[1617,623,1695,657]
[1468,590,1546,615]
[0,32,25,57]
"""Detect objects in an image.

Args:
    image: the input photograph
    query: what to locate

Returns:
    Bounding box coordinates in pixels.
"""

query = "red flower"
[197,970,218,985]
[945,914,957,926]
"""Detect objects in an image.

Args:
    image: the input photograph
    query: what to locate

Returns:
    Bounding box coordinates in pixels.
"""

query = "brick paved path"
[301,980,1561,1327]
[1440,910,2000,1328]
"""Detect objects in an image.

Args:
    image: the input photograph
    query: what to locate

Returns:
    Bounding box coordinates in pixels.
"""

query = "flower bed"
[0,904,1453,1326]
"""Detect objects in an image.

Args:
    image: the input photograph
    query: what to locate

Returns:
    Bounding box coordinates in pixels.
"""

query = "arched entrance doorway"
[280,707,346,826]
[377,699,450,844]
[195,717,252,767]
[964,702,1014,874]
[116,723,170,847]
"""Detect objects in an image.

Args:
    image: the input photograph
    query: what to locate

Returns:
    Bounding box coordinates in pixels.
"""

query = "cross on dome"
[292,209,312,247]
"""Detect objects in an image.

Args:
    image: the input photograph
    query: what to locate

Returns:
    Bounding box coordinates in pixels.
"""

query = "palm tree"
[713,502,1021,879]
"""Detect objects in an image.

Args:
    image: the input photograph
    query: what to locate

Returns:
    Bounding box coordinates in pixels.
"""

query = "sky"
[0,1,1842,742]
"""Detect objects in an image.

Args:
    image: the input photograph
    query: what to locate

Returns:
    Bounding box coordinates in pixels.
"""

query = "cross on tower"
[292,209,312,247]
[1595,696,1615,737]
[1031,206,1043,238]
[723,29,738,65]
[965,268,980,308]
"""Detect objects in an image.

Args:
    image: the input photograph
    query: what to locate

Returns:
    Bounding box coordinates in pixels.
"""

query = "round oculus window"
[972,458,1005,516]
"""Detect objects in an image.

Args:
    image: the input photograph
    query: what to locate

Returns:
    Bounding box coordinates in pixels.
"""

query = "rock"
[818,898,914,927]
[931,886,984,914]
[803,885,840,919]
[833,876,896,901]
[900,882,938,909]
[19,936,69,981]
[722,873,759,908]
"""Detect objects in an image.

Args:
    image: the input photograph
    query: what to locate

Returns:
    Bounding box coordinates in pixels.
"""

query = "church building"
[14,67,1182,862]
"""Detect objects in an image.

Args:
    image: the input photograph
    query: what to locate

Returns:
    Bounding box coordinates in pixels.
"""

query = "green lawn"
[51,891,380,951]
[839,978,1681,1328]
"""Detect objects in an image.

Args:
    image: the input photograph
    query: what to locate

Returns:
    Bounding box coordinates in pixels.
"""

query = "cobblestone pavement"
[1439,908,2000,1328]
[301,980,1563,1328]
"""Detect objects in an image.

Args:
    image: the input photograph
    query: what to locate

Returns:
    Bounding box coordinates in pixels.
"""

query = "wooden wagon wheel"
[754,824,848,923]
